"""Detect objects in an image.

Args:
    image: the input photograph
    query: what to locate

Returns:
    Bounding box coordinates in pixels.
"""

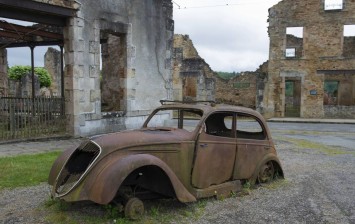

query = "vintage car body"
[48,101,284,218]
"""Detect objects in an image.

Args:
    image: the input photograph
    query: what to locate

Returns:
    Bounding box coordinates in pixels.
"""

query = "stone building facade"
[63,0,174,136]
[172,35,215,102]
[0,0,174,137]
[265,0,355,118]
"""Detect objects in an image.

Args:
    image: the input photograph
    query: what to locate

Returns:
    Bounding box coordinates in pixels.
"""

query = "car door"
[191,112,237,189]
[233,113,270,180]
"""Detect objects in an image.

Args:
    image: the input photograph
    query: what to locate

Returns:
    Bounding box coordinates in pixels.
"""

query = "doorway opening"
[285,79,301,117]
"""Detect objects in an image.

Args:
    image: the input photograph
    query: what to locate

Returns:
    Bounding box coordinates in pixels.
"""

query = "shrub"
[8,65,52,88]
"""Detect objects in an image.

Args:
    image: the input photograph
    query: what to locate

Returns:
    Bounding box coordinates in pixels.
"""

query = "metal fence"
[0,96,67,141]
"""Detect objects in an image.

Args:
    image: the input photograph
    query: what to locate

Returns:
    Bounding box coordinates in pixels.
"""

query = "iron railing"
[0,96,67,141]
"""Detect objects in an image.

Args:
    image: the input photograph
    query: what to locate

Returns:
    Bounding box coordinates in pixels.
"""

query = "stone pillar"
[45,47,61,96]
[64,16,86,136]
[0,48,8,95]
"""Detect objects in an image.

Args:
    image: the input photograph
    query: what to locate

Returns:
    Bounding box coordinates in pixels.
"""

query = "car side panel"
[233,139,271,180]
[192,132,237,189]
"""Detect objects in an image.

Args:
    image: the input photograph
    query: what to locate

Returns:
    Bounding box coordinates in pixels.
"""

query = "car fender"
[48,146,77,185]
[250,153,284,184]
[87,153,197,204]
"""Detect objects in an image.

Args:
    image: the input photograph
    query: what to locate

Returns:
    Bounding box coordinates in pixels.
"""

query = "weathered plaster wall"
[266,0,355,118]
[0,49,7,95]
[63,0,173,136]
[172,34,215,102]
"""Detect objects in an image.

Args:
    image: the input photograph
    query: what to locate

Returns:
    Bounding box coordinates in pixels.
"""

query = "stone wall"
[44,47,61,96]
[215,73,257,108]
[63,0,174,136]
[265,0,355,118]
[0,49,7,95]
[172,34,215,102]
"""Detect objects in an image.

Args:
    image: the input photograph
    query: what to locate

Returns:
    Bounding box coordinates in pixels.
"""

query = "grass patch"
[264,179,289,190]
[0,151,61,190]
[275,136,354,156]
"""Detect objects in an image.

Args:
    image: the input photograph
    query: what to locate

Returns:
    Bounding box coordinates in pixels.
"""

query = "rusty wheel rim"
[124,197,144,220]
[257,161,274,183]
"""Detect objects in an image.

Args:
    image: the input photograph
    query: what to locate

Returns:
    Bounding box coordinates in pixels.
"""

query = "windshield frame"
[142,107,204,133]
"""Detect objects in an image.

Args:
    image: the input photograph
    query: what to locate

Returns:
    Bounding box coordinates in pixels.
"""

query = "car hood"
[90,128,194,154]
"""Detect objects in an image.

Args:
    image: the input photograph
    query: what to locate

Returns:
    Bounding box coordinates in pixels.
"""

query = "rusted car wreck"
[48,101,284,219]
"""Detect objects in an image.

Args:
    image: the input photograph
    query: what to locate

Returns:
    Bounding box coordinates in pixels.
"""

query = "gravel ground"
[1,129,355,224]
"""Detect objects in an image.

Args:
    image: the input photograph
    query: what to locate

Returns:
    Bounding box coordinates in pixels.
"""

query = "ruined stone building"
[215,62,268,110]
[172,34,215,102]
[264,0,355,118]
[172,34,267,109]
[0,0,174,138]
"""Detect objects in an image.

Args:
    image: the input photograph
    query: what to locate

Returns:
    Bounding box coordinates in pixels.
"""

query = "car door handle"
[200,143,208,148]
[264,146,271,150]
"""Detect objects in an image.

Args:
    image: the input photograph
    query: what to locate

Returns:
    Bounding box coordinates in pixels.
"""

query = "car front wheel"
[124,197,144,220]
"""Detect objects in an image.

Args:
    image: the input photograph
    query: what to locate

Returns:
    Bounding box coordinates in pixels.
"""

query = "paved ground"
[0,138,82,157]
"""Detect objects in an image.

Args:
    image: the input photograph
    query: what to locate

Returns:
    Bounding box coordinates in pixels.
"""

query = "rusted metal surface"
[49,102,284,207]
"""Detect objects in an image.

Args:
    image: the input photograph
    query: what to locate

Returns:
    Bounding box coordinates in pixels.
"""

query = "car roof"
[156,102,266,122]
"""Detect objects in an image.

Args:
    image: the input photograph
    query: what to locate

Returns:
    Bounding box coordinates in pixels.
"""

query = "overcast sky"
[4,0,282,72]
[173,0,282,72]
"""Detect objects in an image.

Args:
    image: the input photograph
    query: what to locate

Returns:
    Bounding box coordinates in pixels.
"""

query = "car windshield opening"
[145,109,203,132]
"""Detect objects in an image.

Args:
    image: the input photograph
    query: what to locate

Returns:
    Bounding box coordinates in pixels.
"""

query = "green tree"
[8,65,52,88]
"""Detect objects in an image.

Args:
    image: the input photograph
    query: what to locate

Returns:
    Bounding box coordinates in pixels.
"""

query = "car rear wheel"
[257,161,274,184]
[124,197,144,220]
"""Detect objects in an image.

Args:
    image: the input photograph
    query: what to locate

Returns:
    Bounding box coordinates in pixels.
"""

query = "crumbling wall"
[215,72,257,109]
[0,49,7,95]
[44,47,61,96]
[173,34,215,102]
[266,0,355,118]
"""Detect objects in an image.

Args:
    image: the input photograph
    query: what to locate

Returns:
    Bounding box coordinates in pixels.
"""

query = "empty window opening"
[343,25,355,57]
[286,27,303,58]
[285,79,301,117]
[182,76,197,102]
[100,32,127,113]
[324,81,339,105]
[236,114,266,140]
[324,0,343,11]
[324,74,354,106]
[205,112,234,138]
